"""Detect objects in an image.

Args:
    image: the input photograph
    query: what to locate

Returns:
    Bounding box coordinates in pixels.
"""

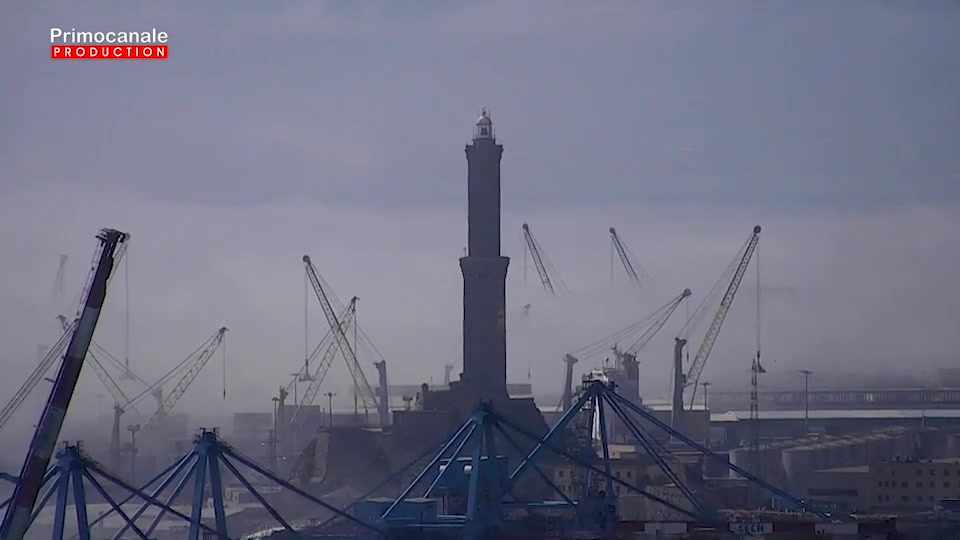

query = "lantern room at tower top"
[474,108,494,140]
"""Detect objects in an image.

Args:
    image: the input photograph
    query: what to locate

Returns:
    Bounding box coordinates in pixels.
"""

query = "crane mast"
[1,228,128,540]
[140,327,228,435]
[560,354,579,409]
[302,256,383,426]
[374,360,388,422]
[682,226,762,407]
[521,223,566,295]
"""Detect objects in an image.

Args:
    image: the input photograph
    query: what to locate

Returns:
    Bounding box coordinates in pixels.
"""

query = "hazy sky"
[1,1,958,447]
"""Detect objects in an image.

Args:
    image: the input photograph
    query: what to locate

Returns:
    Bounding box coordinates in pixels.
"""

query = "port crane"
[363,379,838,540]
[609,227,651,287]
[273,298,360,436]
[135,327,228,437]
[303,255,388,427]
[521,223,567,295]
[672,226,761,432]
[283,297,358,430]
[1,228,128,539]
[560,289,692,408]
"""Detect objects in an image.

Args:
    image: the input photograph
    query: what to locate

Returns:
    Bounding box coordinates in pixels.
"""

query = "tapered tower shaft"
[460,109,509,396]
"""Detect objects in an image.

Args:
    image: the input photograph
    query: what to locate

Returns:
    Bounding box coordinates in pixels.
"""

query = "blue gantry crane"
[0,428,382,540]
[310,379,836,540]
[6,376,898,539]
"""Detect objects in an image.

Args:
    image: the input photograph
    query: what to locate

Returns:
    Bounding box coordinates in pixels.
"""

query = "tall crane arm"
[303,256,378,410]
[284,299,355,394]
[684,226,761,403]
[140,327,228,434]
[625,289,692,355]
[123,328,226,411]
[571,289,691,360]
[1,229,128,539]
[289,299,357,425]
[609,227,641,285]
[522,223,555,295]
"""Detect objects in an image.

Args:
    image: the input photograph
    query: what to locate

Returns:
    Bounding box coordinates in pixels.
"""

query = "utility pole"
[267,429,278,473]
[271,394,280,456]
[701,381,712,448]
[127,424,140,483]
[799,369,813,435]
[325,392,336,428]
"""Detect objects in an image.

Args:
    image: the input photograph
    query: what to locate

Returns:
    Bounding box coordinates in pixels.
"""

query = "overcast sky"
[1,1,958,449]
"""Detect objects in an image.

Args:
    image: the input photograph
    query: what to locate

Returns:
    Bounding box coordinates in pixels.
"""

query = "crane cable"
[676,233,754,361]
[756,242,762,366]
[124,246,131,373]
[222,333,227,399]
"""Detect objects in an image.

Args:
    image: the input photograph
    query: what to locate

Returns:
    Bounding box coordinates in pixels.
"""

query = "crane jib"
[302,256,379,413]
[685,227,761,405]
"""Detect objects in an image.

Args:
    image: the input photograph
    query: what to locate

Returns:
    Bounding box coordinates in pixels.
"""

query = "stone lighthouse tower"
[460,109,509,397]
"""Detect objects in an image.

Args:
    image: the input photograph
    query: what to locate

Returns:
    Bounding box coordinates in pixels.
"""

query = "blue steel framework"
[8,379,902,539]
[4,428,383,540]
[329,380,833,540]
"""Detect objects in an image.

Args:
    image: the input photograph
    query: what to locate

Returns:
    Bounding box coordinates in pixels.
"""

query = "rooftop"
[712,409,960,422]
[818,465,870,474]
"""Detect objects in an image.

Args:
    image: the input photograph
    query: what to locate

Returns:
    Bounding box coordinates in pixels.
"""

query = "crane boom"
[624,289,691,355]
[609,227,641,286]
[684,226,761,405]
[289,298,357,425]
[522,223,555,295]
[140,327,228,435]
[1,228,128,540]
[302,256,380,422]
[571,289,691,361]
[285,299,357,393]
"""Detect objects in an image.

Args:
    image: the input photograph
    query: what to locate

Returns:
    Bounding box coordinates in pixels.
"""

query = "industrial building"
[799,458,960,514]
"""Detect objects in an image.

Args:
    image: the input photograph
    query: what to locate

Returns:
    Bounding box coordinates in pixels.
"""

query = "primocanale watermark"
[50,28,168,60]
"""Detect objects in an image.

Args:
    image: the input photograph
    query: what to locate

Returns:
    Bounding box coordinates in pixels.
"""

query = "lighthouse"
[460,109,509,397]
